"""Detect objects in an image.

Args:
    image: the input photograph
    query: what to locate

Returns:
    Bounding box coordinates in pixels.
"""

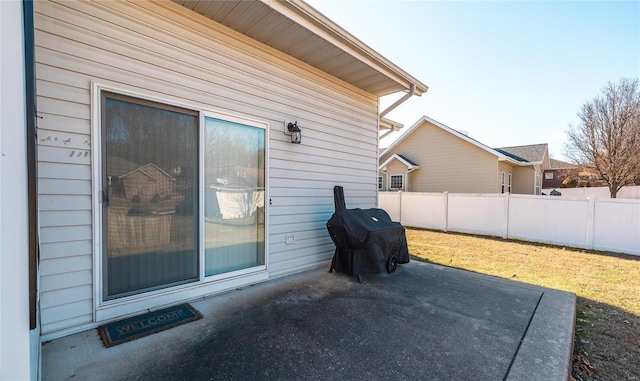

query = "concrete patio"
[42,261,575,380]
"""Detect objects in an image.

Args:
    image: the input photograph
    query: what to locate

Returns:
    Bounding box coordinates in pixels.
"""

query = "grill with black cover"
[326,186,409,282]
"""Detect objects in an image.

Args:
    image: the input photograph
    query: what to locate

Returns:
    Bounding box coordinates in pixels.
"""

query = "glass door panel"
[102,93,199,300]
[204,117,265,276]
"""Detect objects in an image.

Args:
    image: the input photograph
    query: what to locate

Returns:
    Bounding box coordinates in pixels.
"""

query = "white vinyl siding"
[35,0,379,335]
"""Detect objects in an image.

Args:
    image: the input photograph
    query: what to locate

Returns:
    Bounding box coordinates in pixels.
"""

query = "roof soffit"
[172,0,427,96]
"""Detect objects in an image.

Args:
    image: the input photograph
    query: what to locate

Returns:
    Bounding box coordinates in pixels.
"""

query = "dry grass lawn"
[405,228,640,381]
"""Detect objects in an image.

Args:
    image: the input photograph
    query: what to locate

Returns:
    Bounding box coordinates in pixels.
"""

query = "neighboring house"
[494,143,552,195]
[0,1,427,378]
[542,159,580,188]
[542,159,609,189]
[378,116,551,194]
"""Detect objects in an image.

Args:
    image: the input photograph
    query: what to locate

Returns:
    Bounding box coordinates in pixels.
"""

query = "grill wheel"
[386,256,398,273]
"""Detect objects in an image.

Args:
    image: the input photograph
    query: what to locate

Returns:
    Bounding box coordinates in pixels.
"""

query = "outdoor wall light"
[284,120,302,144]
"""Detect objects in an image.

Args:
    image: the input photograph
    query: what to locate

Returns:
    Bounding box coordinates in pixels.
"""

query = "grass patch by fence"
[405,228,640,381]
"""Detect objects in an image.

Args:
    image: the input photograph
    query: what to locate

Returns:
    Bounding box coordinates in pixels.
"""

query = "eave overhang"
[380,117,404,132]
[172,0,428,97]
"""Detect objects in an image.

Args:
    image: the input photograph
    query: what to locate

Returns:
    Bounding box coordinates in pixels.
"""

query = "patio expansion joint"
[503,291,545,381]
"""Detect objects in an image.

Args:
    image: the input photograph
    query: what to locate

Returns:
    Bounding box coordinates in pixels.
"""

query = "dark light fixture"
[285,120,302,144]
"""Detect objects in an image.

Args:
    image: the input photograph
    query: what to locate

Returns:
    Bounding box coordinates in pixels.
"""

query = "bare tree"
[564,78,640,198]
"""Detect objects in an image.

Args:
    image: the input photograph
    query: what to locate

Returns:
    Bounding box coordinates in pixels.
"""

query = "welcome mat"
[98,303,202,348]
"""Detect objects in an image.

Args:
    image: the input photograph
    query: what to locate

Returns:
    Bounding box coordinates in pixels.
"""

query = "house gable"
[380,117,502,193]
[378,154,419,191]
[379,153,419,171]
[381,116,511,163]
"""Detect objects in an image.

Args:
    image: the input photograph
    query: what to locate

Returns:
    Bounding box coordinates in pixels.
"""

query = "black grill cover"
[326,186,409,279]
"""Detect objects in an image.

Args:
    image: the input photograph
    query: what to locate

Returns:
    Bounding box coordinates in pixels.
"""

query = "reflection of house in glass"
[107,156,181,204]
[119,163,175,202]
[105,157,187,259]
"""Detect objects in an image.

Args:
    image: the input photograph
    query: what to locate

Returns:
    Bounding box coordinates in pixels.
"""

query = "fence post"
[443,191,449,232]
[586,196,596,249]
[398,190,403,224]
[503,192,510,239]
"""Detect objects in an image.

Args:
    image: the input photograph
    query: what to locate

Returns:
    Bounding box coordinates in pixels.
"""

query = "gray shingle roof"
[494,143,548,163]
[396,154,419,166]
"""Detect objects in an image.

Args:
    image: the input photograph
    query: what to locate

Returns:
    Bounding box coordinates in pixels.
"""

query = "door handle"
[103,186,112,207]
[103,175,113,207]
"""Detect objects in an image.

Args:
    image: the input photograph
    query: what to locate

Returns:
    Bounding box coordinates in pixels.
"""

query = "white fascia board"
[268,0,428,95]
[378,154,419,171]
[420,115,507,158]
[499,156,528,166]
[378,155,396,170]
[504,159,543,167]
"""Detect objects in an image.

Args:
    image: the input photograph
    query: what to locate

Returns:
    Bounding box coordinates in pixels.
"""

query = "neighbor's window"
[508,173,512,193]
[501,172,506,193]
[545,172,554,180]
[378,176,383,190]
[390,174,404,190]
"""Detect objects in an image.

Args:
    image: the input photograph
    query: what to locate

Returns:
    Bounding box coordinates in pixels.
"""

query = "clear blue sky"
[307,0,640,160]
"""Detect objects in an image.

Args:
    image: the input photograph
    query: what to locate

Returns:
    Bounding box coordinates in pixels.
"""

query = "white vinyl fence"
[543,185,640,199]
[379,192,640,256]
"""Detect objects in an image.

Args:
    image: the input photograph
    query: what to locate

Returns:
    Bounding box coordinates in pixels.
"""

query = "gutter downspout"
[377,84,420,201]
[379,84,416,119]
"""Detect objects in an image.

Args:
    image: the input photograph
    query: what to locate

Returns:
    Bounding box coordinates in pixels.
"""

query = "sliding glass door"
[102,93,199,300]
[100,91,266,302]
[204,117,265,276]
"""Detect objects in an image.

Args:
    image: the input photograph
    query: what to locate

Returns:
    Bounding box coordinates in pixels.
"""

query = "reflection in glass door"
[102,93,199,300]
[204,117,265,276]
